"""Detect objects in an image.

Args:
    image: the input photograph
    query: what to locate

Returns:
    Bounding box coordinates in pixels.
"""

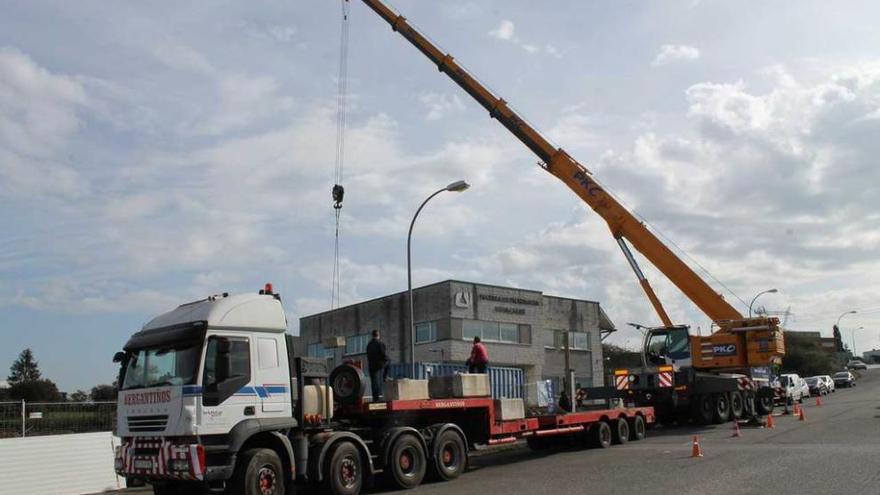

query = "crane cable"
[330,0,351,309]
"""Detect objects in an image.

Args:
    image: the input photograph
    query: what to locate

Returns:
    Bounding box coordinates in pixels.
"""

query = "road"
[105,368,880,495]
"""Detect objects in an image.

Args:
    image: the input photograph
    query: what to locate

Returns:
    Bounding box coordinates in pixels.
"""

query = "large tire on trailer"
[322,441,363,495]
[694,394,715,425]
[730,391,745,420]
[629,415,647,441]
[713,393,731,424]
[430,430,467,481]
[590,421,612,449]
[229,448,285,495]
[386,434,426,489]
[612,418,630,445]
[329,364,366,405]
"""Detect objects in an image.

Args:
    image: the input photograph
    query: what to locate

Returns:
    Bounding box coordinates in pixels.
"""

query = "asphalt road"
[107,368,880,495]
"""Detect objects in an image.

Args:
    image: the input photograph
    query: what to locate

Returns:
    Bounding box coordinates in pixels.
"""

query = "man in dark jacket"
[366,329,389,401]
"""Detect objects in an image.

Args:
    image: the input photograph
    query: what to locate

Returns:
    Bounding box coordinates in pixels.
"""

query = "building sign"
[478,294,541,306]
[494,306,525,315]
[454,290,472,308]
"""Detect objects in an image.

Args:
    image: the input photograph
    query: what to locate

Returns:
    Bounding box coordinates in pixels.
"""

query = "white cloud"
[419,92,465,121]
[652,44,701,67]
[488,20,516,41]
[152,41,214,74]
[191,73,295,135]
[487,20,562,58]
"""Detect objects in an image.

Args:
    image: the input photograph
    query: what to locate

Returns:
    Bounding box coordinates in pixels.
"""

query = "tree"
[69,390,89,402]
[781,333,839,377]
[8,379,63,402]
[602,343,642,371]
[90,384,118,402]
[8,348,41,384]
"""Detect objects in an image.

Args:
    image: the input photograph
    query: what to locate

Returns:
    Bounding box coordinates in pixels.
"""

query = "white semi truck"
[113,285,653,495]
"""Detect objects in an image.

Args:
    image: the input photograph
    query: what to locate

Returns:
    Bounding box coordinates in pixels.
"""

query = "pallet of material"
[428,373,490,398]
[385,379,430,401]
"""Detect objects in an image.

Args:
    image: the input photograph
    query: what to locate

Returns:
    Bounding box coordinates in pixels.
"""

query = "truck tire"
[386,434,426,489]
[755,395,773,416]
[612,419,629,445]
[730,391,745,419]
[629,415,647,441]
[694,395,714,425]
[590,421,612,449]
[229,448,285,495]
[712,393,731,424]
[430,430,467,481]
[322,441,363,495]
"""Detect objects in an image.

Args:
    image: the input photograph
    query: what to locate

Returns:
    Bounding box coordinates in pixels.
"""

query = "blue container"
[386,362,523,399]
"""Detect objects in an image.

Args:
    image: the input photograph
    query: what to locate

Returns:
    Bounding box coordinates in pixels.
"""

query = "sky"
[1,0,879,392]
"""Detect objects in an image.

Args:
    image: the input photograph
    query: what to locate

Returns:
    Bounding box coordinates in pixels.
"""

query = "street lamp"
[407,180,470,377]
[836,310,857,328]
[748,288,778,317]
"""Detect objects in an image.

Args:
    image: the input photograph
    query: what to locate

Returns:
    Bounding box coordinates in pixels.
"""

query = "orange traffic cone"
[766,414,775,428]
[816,396,822,407]
[691,435,703,458]
[798,406,806,421]
[731,421,742,438]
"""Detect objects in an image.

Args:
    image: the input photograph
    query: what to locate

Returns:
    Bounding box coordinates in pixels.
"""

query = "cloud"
[0,47,90,198]
[487,20,563,58]
[191,73,295,135]
[652,44,701,67]
[152,41,214,74]
[419,92,466,121]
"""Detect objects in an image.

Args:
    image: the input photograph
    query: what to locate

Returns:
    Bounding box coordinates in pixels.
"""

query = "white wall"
[0,432,121,495]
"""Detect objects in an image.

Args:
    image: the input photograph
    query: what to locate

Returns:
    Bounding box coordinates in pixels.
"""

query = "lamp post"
[407,180,470,378]
[836,310,857,328]
[748,288,778,318]
[852,326,864,358]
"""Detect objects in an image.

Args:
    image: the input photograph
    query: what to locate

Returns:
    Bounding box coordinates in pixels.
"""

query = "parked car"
[847,360,868,370]
[805,376,828,396]
[778,373,808,404]
[820,375,836,393]
[833,371,856,388]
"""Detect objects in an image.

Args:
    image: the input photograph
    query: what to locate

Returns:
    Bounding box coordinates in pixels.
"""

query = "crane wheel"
[694,395,715,425]
[730,391,745,419]
[712,393,731,424]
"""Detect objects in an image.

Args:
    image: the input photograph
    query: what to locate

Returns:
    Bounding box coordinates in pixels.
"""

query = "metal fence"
[0,401,116,438]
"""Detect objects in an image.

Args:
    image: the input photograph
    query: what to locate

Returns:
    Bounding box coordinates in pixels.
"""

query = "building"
[297,280,616,395]
[785,331,839,354]
[863,349,880,364]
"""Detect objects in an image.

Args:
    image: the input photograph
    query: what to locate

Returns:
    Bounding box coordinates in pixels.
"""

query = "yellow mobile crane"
[359,0,784,423]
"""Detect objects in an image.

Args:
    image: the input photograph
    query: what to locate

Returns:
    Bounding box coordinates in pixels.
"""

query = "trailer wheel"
[712,393,731,424]
[229,448,285,495]
[590,421,612,449]
[612,419,630,445]
[629,415,647,441]
[387,434,426,489]
[730,391,745,419]
[755,395,773,415]
[430,430,467,481]
[322,441,363,495]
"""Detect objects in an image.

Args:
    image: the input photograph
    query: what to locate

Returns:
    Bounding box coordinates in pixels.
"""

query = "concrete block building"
[297,280,616,391]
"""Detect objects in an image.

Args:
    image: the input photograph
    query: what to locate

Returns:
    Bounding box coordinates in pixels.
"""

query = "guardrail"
[0,400,116,438]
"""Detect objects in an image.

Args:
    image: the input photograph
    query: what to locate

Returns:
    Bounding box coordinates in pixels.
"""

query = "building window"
[551,331,590,350]
[307,343,333,359]
[462,319,522,344]
[345,334,370,355]
[416,321,438,343]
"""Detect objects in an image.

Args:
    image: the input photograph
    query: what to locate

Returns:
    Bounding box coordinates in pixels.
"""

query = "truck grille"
[127,414,168,432]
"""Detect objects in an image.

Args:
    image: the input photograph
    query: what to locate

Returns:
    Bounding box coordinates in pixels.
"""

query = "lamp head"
[446,180,470,192]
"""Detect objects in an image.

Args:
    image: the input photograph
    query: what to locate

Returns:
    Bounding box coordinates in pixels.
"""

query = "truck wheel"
[629,415,646,441]
[730,391,745,419]
[755,395,773,415]
[430,430,467,481]
[387,434,426,489]
[322,441,363,495]
[230,448,285,495]
[694,395,714,425]
[590,421,612,449]
[713,393,731,424]
[612,419,629,445]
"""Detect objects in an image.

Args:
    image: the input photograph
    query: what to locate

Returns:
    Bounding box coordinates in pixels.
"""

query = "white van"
[778,373,807,404]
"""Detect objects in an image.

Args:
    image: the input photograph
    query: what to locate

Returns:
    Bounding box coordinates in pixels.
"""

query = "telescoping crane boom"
[359,0,782,370]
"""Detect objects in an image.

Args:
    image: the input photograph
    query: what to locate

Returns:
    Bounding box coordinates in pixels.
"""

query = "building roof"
[144,293,287,332]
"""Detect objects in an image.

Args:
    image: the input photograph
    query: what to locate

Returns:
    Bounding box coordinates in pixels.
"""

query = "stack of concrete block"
[494,398,525,420]
[428,373,490,398]
[384,378,430,401]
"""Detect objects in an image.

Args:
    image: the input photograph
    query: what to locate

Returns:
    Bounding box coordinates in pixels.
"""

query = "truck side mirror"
[113,351,126,363]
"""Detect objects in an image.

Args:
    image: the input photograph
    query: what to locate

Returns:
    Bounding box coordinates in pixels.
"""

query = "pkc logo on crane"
[713,344,737,356]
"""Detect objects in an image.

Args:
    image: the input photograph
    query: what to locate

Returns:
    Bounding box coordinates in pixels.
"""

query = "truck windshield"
[122,344,201,390]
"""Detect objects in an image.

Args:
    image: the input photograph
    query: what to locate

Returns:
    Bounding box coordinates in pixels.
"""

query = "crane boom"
[361,0,743,324]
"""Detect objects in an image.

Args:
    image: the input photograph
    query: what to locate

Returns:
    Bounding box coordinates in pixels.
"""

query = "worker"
[466,336,489,373]
[366,329,389,401]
